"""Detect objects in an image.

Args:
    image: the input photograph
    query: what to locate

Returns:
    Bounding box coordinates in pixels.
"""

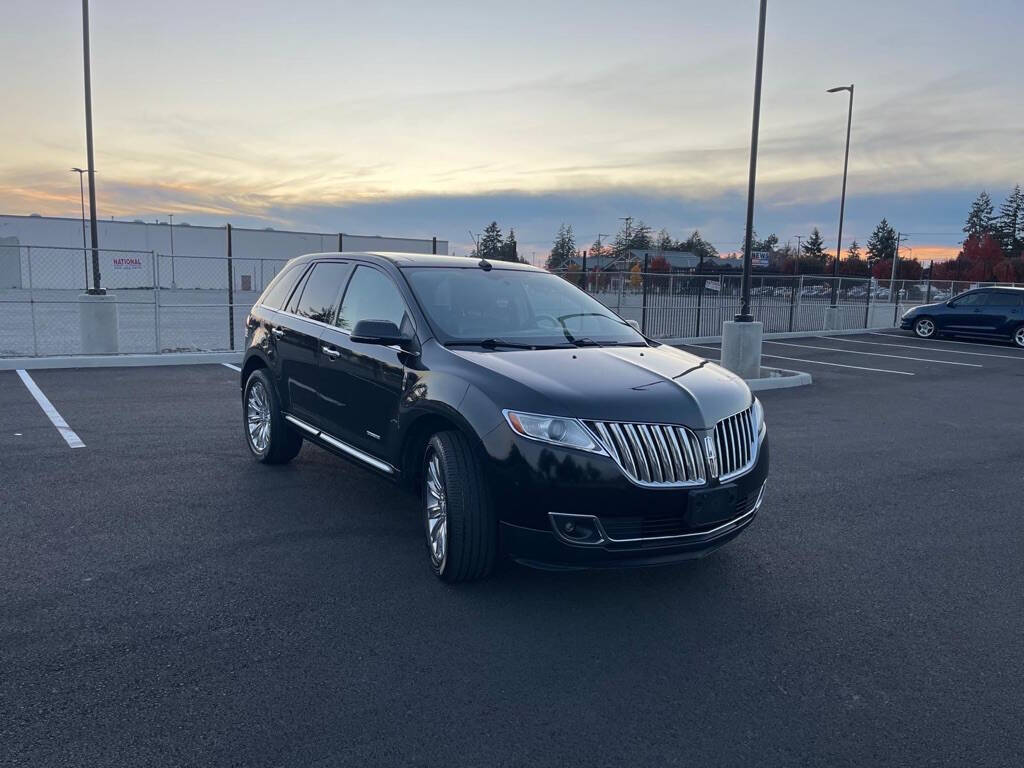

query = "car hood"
[905,301,944,315]
[448,344,751,430]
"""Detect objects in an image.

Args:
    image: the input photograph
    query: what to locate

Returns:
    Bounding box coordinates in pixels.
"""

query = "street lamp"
[81,0,102,294]
[826,83,854,307]
[70,167,90,288]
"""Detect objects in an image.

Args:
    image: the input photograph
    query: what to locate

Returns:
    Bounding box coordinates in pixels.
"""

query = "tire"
[1013,324,1024,349]
[913,316,936,339]
[243,368,302,464]
[422,431,496,583]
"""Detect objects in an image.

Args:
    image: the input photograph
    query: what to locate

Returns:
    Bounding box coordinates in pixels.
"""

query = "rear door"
[979,291,1024,336]
[274,261,351,423]
[317,264,415,457]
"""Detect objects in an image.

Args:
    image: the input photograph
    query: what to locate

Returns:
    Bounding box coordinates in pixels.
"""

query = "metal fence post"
[616,271,624,315]
[925,277,932,304]
[788,275,797,331]
[864,277,871,328]
[641,253,649,334]
[227,224,235,350]
[153,250,161,353]
[696,276,704,336]
[26,246,39,356]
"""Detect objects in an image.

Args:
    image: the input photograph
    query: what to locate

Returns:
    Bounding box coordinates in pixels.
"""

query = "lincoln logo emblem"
[704,435,719,478]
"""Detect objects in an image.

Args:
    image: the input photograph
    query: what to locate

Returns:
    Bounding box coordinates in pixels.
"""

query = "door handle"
[322,346,341,359]
[271,327,285,338]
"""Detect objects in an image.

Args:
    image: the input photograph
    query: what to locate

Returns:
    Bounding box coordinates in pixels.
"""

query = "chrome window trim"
[283,413,395,474]
[260,306,412,354]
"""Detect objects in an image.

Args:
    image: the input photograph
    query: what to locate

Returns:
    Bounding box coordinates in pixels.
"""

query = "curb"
[746,367,813,391]
[0,352,243,370]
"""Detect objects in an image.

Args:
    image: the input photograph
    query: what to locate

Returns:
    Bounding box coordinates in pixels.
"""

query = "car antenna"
[477,258,492,271]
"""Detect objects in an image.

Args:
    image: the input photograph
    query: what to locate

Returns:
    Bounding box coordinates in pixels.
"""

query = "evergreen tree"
[802,227,828,265]
[612,217,634,262]
[500,228,521,262]
[847,240,862,260]
[742,230,778,253]
[866,218,897,264]
[678,230,719,261]
[630,220,653,250]
[656,228,674,252]
[963,191,995,240]
[996,185,1024,257]
[479,221,503,261]
[546,224,576,271]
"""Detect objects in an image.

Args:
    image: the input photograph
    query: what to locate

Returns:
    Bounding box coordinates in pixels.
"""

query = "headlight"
[752,397,766,439]
[503,410,605,454]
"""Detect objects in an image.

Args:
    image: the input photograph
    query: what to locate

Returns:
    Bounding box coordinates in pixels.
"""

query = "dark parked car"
[240,252,768,582]
[900,287,1024,347]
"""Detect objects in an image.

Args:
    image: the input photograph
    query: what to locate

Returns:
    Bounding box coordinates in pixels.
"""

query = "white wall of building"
[0,214,448,290]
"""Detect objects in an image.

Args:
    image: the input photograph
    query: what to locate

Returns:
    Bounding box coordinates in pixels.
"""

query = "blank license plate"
[686,487,738,527]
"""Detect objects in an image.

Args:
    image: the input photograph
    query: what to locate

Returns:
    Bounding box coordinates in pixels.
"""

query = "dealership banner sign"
[111,255,143,270]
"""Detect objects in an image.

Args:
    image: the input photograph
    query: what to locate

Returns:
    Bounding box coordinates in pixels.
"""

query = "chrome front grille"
[713,406,756,480]
[585,420,706,487]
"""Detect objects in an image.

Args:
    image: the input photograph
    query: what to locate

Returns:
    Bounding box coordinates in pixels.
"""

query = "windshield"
[402,267,646,347]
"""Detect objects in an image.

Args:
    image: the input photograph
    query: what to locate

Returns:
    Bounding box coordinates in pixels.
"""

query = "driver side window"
[951,293,983,308]
[337,265,413,334]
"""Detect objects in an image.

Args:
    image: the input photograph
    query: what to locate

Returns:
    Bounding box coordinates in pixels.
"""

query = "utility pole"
[889,232,906,302]
[81,0,102,294]
[826,84,854,307]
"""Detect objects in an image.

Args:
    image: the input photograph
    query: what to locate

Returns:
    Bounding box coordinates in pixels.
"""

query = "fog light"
[549,513,604,545]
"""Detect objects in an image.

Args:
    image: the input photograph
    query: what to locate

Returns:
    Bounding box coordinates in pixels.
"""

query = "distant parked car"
[900,287,1024,347]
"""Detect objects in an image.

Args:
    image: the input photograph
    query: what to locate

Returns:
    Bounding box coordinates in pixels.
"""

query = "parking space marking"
[682,344,915,375]
[868,330,1024,353]
[764,340,982,367]
[818,335,1024,360]
[15,370,86,448]
[222,363,241,372]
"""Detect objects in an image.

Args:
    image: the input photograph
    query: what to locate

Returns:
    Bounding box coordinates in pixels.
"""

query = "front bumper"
[899,318,915,329]
[481,424,770,569]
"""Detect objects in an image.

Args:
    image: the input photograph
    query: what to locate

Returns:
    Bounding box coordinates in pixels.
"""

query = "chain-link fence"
[3,243,1022,357]
[552,271,1023,340]
[0,244,289,357]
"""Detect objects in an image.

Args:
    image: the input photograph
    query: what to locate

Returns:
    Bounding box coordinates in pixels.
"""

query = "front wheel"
[1013,325,1024,349]
[422,431,496,583]
[244,368,303,464]
[913,317,936,339]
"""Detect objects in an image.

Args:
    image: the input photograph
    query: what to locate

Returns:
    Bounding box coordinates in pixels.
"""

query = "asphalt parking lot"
[2,331,1023,767]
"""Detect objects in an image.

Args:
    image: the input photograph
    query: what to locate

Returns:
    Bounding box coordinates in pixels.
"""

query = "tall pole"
[737,0,768,322]
[889,231,904,298]
[81,0,102,294]
[72,168,89,288]
[827,84,854,306]
[168,213,176,288]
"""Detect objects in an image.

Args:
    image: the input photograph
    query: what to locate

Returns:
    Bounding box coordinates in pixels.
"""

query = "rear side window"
[337,265,412,333]
[258,264,304,310]
[983,292,1023,306]
[292,262,352,324]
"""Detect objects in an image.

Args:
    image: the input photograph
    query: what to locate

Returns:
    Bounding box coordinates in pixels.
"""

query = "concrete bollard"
[79,293,119,354]
[720,320,762,380]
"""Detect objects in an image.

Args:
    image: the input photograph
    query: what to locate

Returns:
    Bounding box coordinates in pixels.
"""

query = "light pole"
[71,168,90,288]
[168,213,176,288]
[468,230,480,257]
[826,83,854,307]
[81,0,102,294]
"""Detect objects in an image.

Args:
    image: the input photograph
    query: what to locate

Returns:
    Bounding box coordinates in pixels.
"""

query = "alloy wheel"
[915,318,935,338]
[424,450,448,566]
[1015,326,1024,348]
[246,380,271,453]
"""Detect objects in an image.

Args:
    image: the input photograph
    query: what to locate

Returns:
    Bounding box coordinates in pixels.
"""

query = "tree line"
[470,221,523,263]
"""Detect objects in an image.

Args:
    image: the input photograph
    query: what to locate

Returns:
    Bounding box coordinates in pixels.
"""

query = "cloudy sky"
[2,0,1023,262]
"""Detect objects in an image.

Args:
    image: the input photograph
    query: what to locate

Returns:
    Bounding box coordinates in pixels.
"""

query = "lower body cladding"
[482,428,770,570]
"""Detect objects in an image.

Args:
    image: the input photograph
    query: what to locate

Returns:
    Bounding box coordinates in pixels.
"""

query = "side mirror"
[351,319,411,347]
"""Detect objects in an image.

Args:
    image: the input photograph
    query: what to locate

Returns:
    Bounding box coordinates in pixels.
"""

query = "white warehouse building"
[0,214,448,290]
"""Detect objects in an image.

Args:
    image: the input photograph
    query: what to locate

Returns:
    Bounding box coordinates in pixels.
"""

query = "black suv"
[901,287,1024,346]
[240,252,768,582]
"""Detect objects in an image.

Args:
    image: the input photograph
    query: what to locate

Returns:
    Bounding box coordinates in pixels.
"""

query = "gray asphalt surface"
[2,331,1023,766]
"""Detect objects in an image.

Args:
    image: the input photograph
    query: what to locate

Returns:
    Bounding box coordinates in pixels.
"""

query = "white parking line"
[818,335,1024,360]
[868,330,1024,352]
[764,340,982,368]
[15,370,86,448]
[682,344,915,376]
[222,363,241,372]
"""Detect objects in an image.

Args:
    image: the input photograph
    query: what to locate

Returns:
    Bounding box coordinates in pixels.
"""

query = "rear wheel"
[1013,325,1024,349]
[244,368,302,464]
[913,317,936,339]
[422,431,496,583]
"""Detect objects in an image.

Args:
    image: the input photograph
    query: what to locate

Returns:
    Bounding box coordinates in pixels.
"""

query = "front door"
[317,264,415,458]
[941,291,987,333]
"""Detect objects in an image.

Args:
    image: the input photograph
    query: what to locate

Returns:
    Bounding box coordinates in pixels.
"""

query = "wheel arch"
[399,408,480,493]
[240,352,270,391]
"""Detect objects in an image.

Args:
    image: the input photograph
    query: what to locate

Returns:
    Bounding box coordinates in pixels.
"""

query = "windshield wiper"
[445,338,568,350]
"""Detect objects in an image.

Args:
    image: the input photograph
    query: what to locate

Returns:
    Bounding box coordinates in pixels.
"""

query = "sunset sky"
[3,0,1023,263]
